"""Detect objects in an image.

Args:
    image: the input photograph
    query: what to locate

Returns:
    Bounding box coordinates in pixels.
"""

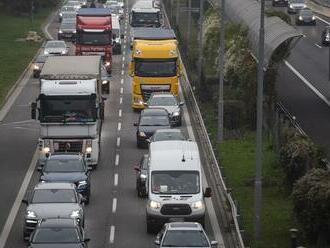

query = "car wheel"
[146,220,157,234]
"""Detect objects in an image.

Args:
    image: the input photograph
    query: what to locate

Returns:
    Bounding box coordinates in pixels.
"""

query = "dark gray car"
[58,21,77,40]
[22,182,85,240]
[295,8,316,25]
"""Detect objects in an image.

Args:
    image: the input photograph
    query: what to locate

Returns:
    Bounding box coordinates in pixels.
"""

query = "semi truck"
[129,28,182,110]
[75,8,113,73]
[31,56,106,168]
[130,0,162,28]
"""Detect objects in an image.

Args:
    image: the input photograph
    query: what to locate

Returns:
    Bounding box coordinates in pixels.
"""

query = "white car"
[66,0,81,11]
[43,40,68,55]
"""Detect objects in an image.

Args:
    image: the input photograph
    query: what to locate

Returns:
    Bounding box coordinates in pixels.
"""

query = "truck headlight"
[86,147,92,153]
[33,65,39,70]
[59,13,63,17]
[43,147,50,154]
[140,174,147,179]
[289,4,293,8]
[44,51,49,55]
[61,50,66,54]
[59,30,63,34]
[172,111,180,116]
[312,16,316,20]
[105,62,110,66]
[149,201,161,210]
[73,30,77,33]
[70,210,81,218]
[26,210,37,218]
[299,16,303,20]
[78,180,88,188]
[139,131,146,137]
[102,80,108,85]
[192,200,204,210]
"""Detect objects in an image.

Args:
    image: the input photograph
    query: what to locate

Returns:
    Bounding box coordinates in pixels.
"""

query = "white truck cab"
[145,140,211,233]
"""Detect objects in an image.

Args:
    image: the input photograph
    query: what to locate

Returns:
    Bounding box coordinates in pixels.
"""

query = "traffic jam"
[24,0,219,247]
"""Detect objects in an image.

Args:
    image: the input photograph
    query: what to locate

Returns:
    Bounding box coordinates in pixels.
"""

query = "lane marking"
[114,173,118,186]
[315,43,322,48]
[118,109,122,117]
[316,15,330,25]
[116,137,121,147]
[120,79,124,84]
[109,225,115,243]
[122,63,125,69]
[123,45,126,50]
[284,60,330,107]
[121,70,124,76]
[123,50,126,56]
[112,198,117,213]
[120,87,124,94]
[0,149,38,248]
[120,97,123,104]
[117,122,122,131]
[115,154,120,166]
[122,57,125,62]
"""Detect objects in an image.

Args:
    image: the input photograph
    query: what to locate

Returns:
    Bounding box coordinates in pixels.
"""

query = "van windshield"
[151,171,200,194]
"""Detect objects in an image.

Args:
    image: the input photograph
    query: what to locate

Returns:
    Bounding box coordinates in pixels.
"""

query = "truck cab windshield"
[135,59,177,77]
[40,95,96,123]
[78,32,111,45]
[131,12,160,27]
[151,171,200,194]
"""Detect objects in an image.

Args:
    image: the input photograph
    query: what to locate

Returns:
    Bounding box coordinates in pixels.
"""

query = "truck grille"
[160,204,192,215]
[54,141,83,153]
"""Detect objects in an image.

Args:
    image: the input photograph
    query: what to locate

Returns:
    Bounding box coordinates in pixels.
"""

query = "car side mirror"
[22,199,28,204]
[87,166,93,171]
[84,238,91,242]
[143,102,148,107]
[204,187,212,198]
[37,166,43,172]
[154,239,161,245]
[179,101,184,106]
[133,122,138,126]
[120,34,124,39]
[211,240,218,247]
[134,165,140,172]
[146,138,150,144]
[31,102,37,120]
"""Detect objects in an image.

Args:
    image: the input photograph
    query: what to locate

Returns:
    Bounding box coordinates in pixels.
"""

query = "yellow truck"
[129,28,182,110]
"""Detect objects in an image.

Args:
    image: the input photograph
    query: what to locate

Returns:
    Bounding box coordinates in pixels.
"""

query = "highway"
[0,2,224,248]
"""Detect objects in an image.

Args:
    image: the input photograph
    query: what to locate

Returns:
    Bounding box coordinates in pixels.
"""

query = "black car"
[321,26,330,46]
[39,154,92,204]
[134,108,171,148]
[28,218,90,248]
[272,0,288,7]
[134,154,148,197]
[295,9,316,25]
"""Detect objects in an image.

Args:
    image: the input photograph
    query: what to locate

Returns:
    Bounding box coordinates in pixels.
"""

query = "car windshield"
[162,230,209,247]
[61,23,75,29]
[45,42,65,49]
[62,18,76,24]
[33,228,80,243]
[44,159,85,172]
[78,32,111,45]
[62,6,75,12]
[131,12,160,27]
[148,96,177,106]
[135,59,177,77]
[151,171,200,194]
[291,0,305,3]
[300,10,312,16]
[62,13,76,19]
[152,131,185,142]
[32,189,77,203]
[140,115,170,126]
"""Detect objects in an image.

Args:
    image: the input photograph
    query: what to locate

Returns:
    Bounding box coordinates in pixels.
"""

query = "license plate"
[169,218,184,222]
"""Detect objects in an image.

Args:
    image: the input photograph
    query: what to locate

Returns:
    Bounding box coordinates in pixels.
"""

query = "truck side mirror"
[204,187,212,198]
[31,102,37,120]
[128,61,134,77]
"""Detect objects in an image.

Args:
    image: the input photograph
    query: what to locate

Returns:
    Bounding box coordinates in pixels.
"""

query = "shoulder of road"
[308,0,330,17]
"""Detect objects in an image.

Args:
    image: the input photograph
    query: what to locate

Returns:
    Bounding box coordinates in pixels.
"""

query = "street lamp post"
[254,0,265,242]
[197,0,204,89]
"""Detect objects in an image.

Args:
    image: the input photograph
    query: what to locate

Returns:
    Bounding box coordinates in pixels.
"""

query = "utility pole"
[187,0,192,45]
[197,0,204,89]
[176,0,180,27]
[254,0,265,242]
[217,0,225,143]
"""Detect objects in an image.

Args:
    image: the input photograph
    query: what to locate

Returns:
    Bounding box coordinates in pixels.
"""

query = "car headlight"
[312,16,316,20]
[73,30,77,33]
[105,62,111,66]
[139,131,146,137]
[140,174,147,179]
[44,51,49,55]
[102,80,108,85]
[59,30,63,34]
[59,13,63,16]
[289,4,293,8]
[191,200,204,210]
[172,111,180,117]
[78,180,88,188]
[33,65,39,70]
[70,210,81,218]
[299,16,303,20]
[86,146,92,153]
[149,201,161,210]
[61,50,66,54]
[26,210,37,218]
[43,147,50,153]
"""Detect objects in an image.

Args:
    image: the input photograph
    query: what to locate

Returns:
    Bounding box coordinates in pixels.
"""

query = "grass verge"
[0,8,52,107]
[201,103,295,248]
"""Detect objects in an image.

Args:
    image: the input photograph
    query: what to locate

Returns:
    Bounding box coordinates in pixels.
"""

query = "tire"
[146,220,157,234]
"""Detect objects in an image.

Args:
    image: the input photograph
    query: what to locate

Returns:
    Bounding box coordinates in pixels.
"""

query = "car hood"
[30,243,83,248]
[138,125,171,135]
[290,3,306,7]
[27,203,82,218]
[148,106,180,115]
[45,48,65,54]
[41,172,87,183]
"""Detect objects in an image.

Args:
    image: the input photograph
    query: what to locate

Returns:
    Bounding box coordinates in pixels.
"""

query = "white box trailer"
[31,56,107,167]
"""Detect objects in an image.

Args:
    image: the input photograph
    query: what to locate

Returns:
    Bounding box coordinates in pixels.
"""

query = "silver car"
[66,0,81,11]
[61,11,77,23]
[58,6,75,22]
[155,222,218,248]
[58,21,77,40]
[43,40,68,55]
[287,0,306,14]
[22,182,85,239]
[146,92,184,126]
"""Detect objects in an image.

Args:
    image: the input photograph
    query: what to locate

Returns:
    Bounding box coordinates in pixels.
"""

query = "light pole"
[217,0,225,143]
[254,0,265,242]
[187,0,191,45]
[197,0,204,89]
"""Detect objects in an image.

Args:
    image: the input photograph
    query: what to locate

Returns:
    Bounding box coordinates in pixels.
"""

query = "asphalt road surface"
[0,2,223,248]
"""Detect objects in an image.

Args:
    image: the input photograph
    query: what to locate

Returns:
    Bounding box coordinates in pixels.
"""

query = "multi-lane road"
[0,1,225,248]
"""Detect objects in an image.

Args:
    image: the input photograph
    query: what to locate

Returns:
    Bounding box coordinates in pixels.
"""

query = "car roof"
[39,218,78,228]
[48,153,84,161]
[167,222,203,230]
[141,108,168,116]
[35,182,76,190]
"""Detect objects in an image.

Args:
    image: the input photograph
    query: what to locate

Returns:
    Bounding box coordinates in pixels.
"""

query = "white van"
[112,15,123,54]
[145,140,211,233]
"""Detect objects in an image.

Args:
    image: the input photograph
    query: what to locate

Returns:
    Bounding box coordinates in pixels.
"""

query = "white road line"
[120,87,124,94]
[114,173,118,186]
[109,225,115,243]
[115,154,120,166]
[284,60,330,107]
[118,109,122,117]
[123,45,126,50]
[117,122,122,131]
[122,56,125,62]
[0,149,38,248]
[315,43,322,49]
[112,198,117,213]
[120,97,123,104]
[316,15,330,25]
[120,79,124,84]
[123,50,126,56]
[121,70,124,76]
[116,137,121,147]
[122,63,125,69]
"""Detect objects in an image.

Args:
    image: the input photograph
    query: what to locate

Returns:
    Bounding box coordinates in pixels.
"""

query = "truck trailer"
[31,56,106,168]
